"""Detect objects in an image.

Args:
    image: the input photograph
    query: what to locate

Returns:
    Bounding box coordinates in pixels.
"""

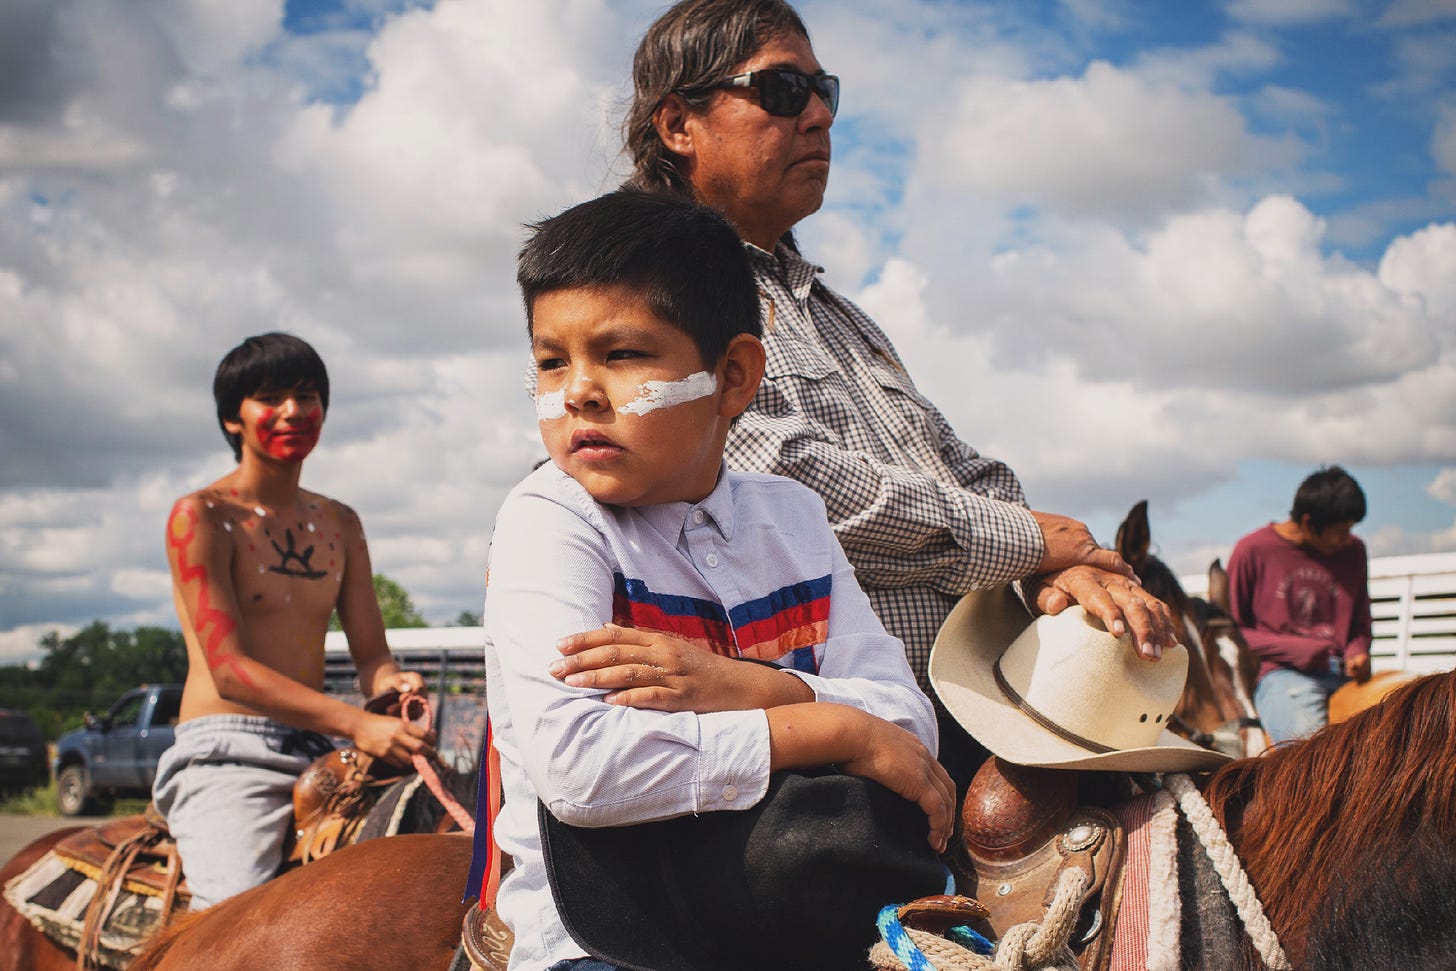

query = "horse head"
[1116,501,1266,758]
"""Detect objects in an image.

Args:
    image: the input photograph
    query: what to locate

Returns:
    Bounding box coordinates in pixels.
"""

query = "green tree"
[329,573,428,630]
[452,610,482,627]
[0,623,188,738]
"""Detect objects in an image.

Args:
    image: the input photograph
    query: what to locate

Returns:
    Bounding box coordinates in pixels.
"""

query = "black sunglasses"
[687,69,840,118]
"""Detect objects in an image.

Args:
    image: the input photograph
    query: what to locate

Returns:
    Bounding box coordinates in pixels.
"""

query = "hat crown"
[998,606,1188,753]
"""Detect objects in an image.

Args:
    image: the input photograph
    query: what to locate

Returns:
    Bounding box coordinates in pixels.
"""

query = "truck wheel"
[56,765,93,816]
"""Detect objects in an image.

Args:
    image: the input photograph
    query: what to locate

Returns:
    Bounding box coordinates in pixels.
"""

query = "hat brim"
[929,586,1230,772]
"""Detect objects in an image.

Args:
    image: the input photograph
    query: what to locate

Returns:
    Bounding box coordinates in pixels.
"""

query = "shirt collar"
[744,240,822,304]
[635,462,735,544]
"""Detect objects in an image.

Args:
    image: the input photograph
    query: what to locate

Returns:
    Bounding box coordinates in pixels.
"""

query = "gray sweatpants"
[152,715,335,909]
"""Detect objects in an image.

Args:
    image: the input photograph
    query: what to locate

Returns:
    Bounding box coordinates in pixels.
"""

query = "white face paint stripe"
[617,371,717,416]
[535,389,566,421]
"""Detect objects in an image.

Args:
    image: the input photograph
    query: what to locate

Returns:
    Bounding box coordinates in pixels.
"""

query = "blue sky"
[1,0,1453,662]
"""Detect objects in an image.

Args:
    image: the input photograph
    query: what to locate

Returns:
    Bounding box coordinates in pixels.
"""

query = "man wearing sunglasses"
[621,0,1180,787]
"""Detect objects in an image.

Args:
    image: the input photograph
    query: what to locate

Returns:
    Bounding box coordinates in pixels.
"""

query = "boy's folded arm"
[786,541,939,750]
[766,702,954,852]
[531,704,773,828]
[488,493,775,828]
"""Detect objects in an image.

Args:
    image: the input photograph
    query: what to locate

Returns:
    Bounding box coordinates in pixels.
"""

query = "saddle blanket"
[3,846,189,969]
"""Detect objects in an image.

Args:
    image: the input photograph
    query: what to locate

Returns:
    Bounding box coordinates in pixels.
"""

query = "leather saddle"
[942,757,1129,971]
[51,803,189,970]
[286,746,408,864]
[458,902,514,971]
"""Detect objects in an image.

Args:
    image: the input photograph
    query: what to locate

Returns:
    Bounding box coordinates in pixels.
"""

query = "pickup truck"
[54,684,183,816]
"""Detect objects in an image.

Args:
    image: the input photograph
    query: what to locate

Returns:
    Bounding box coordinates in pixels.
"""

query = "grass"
[0,778,148,817]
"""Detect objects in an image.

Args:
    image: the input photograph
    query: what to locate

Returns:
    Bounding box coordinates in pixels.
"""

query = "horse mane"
[1202,669,1456,968]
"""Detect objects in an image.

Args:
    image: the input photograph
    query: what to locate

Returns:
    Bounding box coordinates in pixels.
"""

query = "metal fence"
[324,627,486,771]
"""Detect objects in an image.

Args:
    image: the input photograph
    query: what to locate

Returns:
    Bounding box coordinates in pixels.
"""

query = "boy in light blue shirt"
[475,190,953,971]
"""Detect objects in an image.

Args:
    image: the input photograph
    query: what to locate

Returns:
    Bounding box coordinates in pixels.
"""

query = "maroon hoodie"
[1226,523,1373,682]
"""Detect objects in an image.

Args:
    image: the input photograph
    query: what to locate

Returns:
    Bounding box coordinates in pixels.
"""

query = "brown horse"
[0,755,476,971]
[130,834,472,971]
[0,827,85,971]
[1204,667,1456,970]
[125,669,1456,970]
[1116,500,1267,757]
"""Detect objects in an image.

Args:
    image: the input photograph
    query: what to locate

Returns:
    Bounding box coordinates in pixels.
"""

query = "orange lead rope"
[399,691,477,834]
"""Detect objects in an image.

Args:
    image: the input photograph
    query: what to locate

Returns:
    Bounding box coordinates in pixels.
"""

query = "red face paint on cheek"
[255,408,321,461]
[167,502,256,689]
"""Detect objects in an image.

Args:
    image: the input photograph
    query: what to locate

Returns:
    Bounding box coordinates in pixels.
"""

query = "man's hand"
[838,715,955,854]
[550,624,813,713]
[1031,510,1137,579]
[1344,652,1371,683]
[1025,565,1178,661]
[352,711,434,768]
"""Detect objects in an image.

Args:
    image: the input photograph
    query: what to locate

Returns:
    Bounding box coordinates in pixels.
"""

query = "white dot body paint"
[618,371,717,416]
[535,389,567,421]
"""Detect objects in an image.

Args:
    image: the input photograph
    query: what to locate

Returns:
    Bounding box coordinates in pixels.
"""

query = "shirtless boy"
[154,332,433,908]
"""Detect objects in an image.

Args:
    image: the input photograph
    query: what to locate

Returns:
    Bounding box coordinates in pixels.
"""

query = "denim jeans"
[548,961,622,971]
[1255,666,1346,744]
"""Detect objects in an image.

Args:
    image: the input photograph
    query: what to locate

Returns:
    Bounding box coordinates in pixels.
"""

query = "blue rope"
[877,905,938,971]
[877,904,998,968]
[948,925,995,955]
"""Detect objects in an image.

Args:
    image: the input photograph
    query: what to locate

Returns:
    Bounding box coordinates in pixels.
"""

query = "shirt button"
[691,509,705,524]
[722,784,738,802]
[705,553,720,568]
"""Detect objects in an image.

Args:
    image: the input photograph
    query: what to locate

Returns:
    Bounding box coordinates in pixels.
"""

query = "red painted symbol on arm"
[168,503,257,689]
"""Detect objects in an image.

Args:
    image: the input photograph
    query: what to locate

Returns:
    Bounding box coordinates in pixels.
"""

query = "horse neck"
[1203,669,1456,968]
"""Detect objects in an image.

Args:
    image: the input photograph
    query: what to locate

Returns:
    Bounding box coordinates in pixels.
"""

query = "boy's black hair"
[517,190,761,366]
[213,332,330,461]
[1291,465,1367,533]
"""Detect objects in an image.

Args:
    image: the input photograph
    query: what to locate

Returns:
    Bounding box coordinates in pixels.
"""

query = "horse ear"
[1115,500,1151,572]
[1207,558,1229,611]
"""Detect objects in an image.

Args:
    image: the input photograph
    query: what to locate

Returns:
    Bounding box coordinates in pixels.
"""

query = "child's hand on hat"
[550,624,814,713]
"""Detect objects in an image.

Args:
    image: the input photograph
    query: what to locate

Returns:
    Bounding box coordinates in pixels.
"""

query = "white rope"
[869,868,1086,971]
[1162,773,1291,970]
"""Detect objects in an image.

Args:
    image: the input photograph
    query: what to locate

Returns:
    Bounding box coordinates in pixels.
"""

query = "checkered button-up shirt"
[725,242,1044,690]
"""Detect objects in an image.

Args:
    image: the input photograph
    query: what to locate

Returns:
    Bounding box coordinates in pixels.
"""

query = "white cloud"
[1379,221,1456,327]
[1227,0,1357,25]
[1429,468,1456,505]
[3,0,1456,655]
[1377,0,1456,27]
[924,60,1284,220]
[0,624,72,665]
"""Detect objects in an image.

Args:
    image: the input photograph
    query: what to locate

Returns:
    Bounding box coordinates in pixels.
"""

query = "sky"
[2,0,1455,664]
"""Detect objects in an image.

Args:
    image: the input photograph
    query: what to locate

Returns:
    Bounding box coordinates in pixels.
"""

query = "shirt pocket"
[864,349,945,452]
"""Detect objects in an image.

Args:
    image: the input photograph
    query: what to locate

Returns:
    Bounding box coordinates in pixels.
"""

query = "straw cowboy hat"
[929,585,1230,772]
